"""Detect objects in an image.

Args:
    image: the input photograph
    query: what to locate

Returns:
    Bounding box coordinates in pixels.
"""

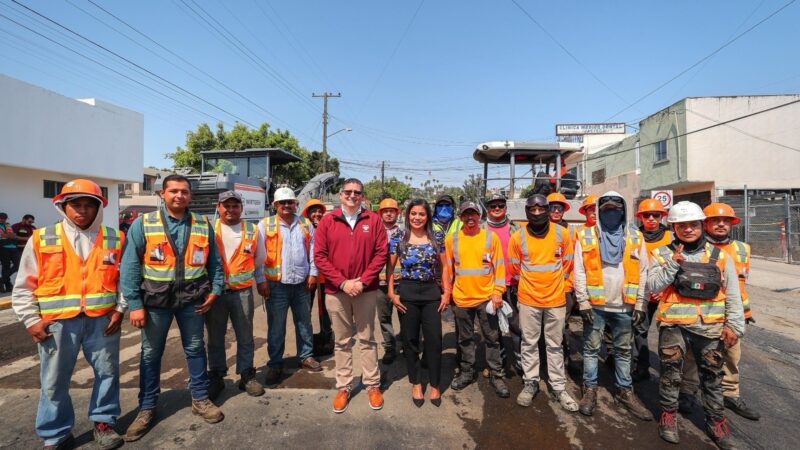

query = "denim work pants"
[205,288,256,376]
[36,314,120,446]
[138,302,210,410]
[266,281,314,367]
[583,309,633,389]
[658,326,727,420]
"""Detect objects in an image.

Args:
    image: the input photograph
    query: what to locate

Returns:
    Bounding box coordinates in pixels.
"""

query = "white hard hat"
[667,201,706,223]
[273,187,296,204]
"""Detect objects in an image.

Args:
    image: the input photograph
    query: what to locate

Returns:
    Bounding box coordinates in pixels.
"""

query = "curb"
[0,298,11,311]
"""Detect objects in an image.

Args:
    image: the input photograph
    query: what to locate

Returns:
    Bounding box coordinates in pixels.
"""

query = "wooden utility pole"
[312,92,341,172]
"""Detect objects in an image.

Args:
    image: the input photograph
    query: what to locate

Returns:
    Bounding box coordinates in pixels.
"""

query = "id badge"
[243,243,253,254]
[483,253,491,263]
[102,251,117,265]
[554,247,562,258]
[149,246,164,262]
[191,248,205,265]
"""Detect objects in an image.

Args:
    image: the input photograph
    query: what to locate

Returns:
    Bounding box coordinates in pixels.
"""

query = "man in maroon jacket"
[314,178,389,413]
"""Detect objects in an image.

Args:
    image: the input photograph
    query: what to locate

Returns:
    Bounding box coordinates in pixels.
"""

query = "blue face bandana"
[599,208,626,265]
[434,204,454,223]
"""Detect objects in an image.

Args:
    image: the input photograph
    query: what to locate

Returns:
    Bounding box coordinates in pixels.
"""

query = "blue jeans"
[266,281,314,367]
[36,314,120,445]
[138,302,209,410]
[583,309,633,389]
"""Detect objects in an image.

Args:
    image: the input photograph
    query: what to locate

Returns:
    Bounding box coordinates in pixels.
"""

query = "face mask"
[526,211,549,226]
[434,204,454,222]
[600,209,624,228]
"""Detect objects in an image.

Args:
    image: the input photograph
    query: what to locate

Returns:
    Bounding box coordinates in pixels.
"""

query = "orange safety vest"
[142,211,210,283]
[577,224,643,306]
[262,215,312,282]
[712,240,752,319]
[511,225,570,308]
[215,219,257,290]
[644,229,673,262]
[652,244,728,325]
[32,223,122,321]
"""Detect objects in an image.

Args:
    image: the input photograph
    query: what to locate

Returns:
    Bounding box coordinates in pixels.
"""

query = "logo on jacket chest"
[362,224,370,232]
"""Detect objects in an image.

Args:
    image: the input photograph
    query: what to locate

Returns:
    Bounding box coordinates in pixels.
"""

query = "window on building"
[591,168,606,185]
[43,180,66,198]
[654,140,668,162]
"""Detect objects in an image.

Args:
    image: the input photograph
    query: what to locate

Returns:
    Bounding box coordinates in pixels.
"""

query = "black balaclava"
[526,194,550,237]
[640,223,668,243]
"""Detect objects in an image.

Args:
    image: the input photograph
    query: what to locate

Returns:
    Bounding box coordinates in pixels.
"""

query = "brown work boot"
[367,386,384,410]
[615,387,654,421]
[124,408,155,442]
[191,398,224,424]
[93,422,123,450]
[332,387,351,413]
[579,386,597,416]
[301,357,323,372]
[238,368,265,397]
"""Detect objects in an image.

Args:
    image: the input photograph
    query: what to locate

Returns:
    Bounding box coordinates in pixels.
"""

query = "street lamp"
[322,127,352,172]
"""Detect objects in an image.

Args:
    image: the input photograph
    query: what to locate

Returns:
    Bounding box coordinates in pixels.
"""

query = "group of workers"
[11,174,756,450]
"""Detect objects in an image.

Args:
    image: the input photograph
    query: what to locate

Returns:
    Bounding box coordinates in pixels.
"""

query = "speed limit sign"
[651,190,673,209]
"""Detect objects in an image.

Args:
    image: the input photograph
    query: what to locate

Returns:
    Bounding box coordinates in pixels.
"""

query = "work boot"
[191,398,224,424]
[239,368,265,397]
[208,373,225,401]
[553,390,579,412]
[124,409,154,442]
[678,392,701,414]
[579,386,597,416]
[93,422,123,450]
[450,370,475,391]
[516,381,539,407]
[615,387,654,421]
[301,357,323,372]
[658,409,680,444]
[724,396,760,421]
[42,433,74,450]
[264,366,282,387]
[706,417,738,450]
[490,375,510,398]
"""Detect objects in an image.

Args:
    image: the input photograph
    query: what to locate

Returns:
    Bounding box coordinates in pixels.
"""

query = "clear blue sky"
[2,0,799,188]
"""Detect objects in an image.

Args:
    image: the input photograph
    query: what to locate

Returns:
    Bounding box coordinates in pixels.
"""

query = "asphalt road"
[0,285,797,449]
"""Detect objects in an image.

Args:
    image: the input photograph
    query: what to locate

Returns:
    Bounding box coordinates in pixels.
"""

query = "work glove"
[578,302,594,326]
[632,308,646,328]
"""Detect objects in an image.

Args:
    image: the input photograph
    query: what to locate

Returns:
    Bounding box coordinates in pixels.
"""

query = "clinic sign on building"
[555,123,627,136]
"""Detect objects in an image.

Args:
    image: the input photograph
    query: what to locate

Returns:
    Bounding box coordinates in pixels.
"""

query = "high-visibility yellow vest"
[214,219,257,290]
[577,225,642,306]
[262,215,312,281]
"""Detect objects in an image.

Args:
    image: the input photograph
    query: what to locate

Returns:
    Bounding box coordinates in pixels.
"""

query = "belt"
[223,287,249,294]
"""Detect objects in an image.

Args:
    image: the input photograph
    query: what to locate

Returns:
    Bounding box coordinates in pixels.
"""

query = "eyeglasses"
[341,189,362,197]
[277,200,296,206]
[488,203,506,210]
[642,212,661,219]
[549,205,564,212]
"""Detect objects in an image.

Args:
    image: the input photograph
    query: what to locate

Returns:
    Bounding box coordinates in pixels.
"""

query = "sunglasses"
[488,203,506,210]
[549,205,564,212]
[277,200,296,206]
[642,212,661,219]
[341,190,362,197]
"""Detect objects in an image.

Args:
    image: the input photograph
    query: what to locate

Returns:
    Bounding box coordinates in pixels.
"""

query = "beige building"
[119,167,172,208]
[582,95,800,209]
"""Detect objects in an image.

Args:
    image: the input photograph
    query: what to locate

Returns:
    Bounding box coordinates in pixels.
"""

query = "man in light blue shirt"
[257,187,322,387]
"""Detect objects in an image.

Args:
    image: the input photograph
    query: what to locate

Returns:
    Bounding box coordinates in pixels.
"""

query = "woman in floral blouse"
[388,198,451,407]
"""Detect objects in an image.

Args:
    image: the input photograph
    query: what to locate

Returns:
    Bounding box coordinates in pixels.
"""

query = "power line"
[603,0,797,121]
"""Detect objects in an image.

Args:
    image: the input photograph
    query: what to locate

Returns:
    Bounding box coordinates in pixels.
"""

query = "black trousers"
[400,300,443,387]
[0,247,14,289]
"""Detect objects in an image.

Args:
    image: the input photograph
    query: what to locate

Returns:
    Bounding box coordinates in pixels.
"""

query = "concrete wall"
[638,99,688,191]
[0,74,142,182]
[0,167,121,229]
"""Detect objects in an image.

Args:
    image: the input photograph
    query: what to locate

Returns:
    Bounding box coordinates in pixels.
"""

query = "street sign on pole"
[651,190,673,210]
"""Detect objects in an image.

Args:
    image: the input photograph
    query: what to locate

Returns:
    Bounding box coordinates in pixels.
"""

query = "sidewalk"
[749,257,800,293]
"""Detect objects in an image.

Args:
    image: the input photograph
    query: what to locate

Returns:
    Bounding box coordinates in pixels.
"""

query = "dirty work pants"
[631,301,659,374]
[519,304,567,390]
[681,337,743,399]
[326,290,380,389]
[205,288,256,376]
[583,309,633,389]
[377,286,398,355]
[139,302,210,410]
[266,281,314,367]
[658,326,726,420]
[453,303,505,377]
[37,314,120,446]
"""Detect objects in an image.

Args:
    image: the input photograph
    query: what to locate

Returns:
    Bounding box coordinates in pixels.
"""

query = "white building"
[0,75,142,228]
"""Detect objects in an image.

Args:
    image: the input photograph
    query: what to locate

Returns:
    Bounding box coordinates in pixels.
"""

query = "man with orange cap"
[702,203,759,421]
[12,179,125,450]
[377,197,404,364]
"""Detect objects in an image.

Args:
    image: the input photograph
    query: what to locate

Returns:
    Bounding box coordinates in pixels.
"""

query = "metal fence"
[719,188,800,264]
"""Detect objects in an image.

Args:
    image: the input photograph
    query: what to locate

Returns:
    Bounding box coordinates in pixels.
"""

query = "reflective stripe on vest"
[262,215,312,281]
[33,224,121,321]
[143,211,209,282]
[215,219,257,289]
[653,244,728,325]
[453,227,493,276]
[578,225,641,305]
[519,226,563,273]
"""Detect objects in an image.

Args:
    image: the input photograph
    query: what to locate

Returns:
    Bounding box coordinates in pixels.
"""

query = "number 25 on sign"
[651,190,673,209]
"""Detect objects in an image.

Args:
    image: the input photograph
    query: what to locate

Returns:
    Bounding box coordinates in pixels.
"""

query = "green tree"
[166,121,340,189]
[363,177,413,207]
[462,174,484,201]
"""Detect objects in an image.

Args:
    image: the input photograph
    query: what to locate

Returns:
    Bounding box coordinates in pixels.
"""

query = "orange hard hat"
[546,193,570,211]
[636,198,667,218]
[379,198,400,211]
[703,202,740,225]
[578,195,597,215]
[302,199,326,218]
[52,179,108,207]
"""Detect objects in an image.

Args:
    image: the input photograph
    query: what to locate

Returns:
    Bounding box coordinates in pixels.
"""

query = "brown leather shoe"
[191,398,224,424]
[301,357,323,372]
[367,386,384,410]
[124,409,154,442]
[332,388,351,413]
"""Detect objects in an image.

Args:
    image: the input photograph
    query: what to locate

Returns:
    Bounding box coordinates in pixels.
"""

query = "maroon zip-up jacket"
[313,207,389,295]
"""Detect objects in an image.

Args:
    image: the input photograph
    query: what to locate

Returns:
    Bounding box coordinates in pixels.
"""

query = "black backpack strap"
[708,246,722,264]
